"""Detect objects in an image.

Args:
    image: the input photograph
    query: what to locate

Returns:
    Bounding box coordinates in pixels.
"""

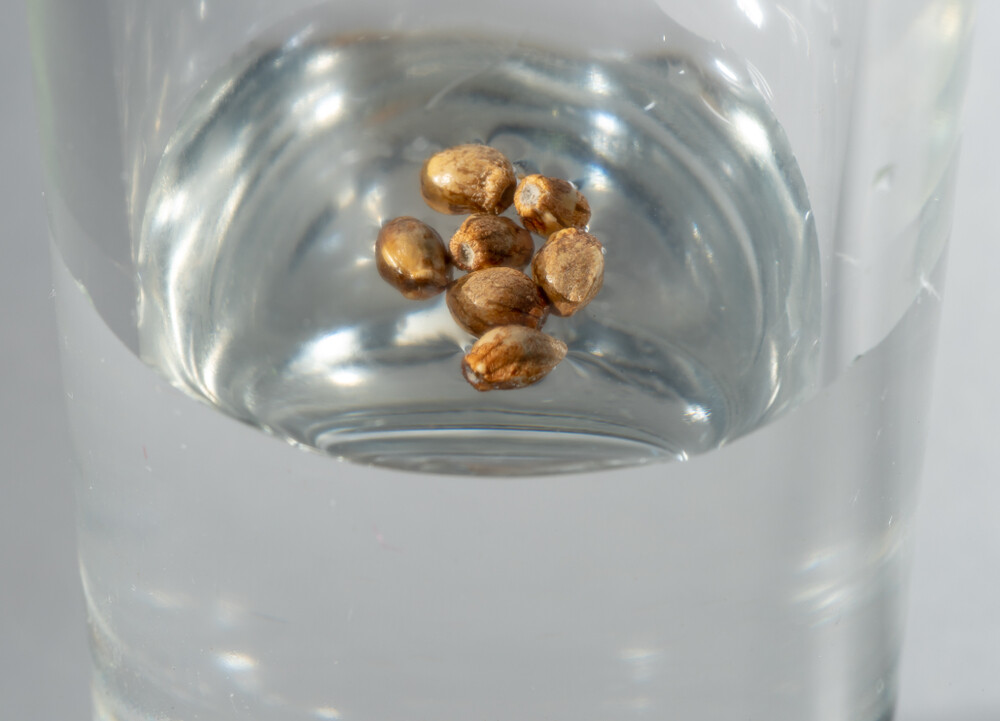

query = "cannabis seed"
[375,216,452,299]
[513,174,591,237]
[420,144,517,215]
[531,228,605,316]
[450,214,534,272]
[462,325,568,391]
[446,267,550,337]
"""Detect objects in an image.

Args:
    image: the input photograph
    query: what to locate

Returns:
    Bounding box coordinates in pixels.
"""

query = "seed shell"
[462,325,568,391]
[420,144,517,215]
[446,267,550,336]
[375,216,452,299]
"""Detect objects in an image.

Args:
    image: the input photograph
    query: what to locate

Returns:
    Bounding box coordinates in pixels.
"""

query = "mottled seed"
[375,216,452,299]
[513,174,591,237]
[446,267,549,337]
[462,325,568,391]
[531,228,605,316]
[450,215,534,272]
[420,144,517,215]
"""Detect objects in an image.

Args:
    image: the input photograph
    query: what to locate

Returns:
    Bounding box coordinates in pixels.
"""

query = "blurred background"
[1,1,996,718]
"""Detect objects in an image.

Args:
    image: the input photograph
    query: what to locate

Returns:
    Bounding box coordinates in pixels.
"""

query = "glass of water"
[30,0,975,719]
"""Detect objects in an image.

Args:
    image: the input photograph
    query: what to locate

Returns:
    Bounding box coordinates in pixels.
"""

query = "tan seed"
[462,326,568,391]
[531,228,605,316]
[375,216,452,299]
[450,215,534,272]
[420,144,517,215]
[446,267,549,337]
[514,174,591,237]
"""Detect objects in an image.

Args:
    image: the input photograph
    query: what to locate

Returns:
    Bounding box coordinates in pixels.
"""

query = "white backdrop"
[1,2,997,718]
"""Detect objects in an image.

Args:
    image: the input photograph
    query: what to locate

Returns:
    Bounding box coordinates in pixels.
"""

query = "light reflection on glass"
[776,5,810,51]
[214,596,242,627]
[619,646,663,684]
[285,25,316,51]
[764,338,782,409]
[291,328,371,388]
[587,66,612,95]
[209,75,238,106]
[198,325,235,401]
[918,273,942,302]
[290,85,346,131]
[583,165,611,193]
[288,331,371,389]
[733,111,772,157]
[313,707,343,720]
[152,189,187,228]
[364,184,385,223]
[306,51,338,75]
[592,111,621,136]
[746,62,774,104]
[395,304,469,347]
[216,174,252,245]
[212,138,248,181]
[684,404,712,424]
[298,329,361,368]
[738,0,766,28]
[159,224,205,353]
[338,186,358,211]
[589,111,625,157]
[329,368,368,387]
[689,221,715,261]
[153,74,171,134]
[313,93,345,126]
[136,586,190,610]
[928,0,966,42]
[799,547,838,573]
[792,523,908,628]
[714,59,740,85]
[218,651,258,671]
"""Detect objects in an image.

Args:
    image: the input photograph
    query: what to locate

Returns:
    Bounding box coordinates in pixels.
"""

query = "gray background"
[1,1,997,718]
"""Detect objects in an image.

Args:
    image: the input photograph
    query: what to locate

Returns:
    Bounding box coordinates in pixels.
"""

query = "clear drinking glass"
[29,1,976,719]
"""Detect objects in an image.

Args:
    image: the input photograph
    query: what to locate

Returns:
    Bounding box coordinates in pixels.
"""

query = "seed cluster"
[375,144,605,391]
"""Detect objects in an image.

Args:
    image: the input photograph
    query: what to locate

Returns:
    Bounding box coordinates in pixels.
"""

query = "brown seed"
[462,326,568,391]
[513,174,591,237]
[450,215,534,272]
[531,228,605,316]
[446,267,549,337]
[375,216,452,299]
[420,144,517,215]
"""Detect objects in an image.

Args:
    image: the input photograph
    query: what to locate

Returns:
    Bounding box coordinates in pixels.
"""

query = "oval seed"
[375,216,452,299]
[462,325,568,391]
[513,174,591,237]
[450,215,534,272]
[420,144,517,215]
[446,267,549,337]
[531,228,604,316]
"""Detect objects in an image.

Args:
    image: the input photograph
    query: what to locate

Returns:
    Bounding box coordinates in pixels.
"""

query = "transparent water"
[53,30,944,721]
[136,34,820,475]
[61,245,939,721]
